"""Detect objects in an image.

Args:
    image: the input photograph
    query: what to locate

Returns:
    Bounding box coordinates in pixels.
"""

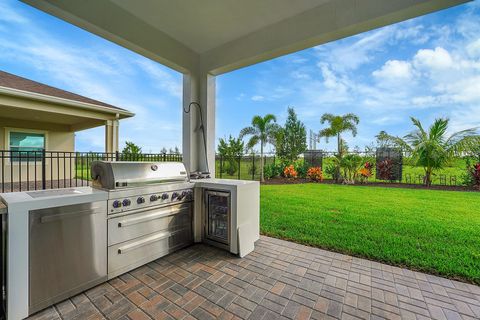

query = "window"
[9,131,45,162]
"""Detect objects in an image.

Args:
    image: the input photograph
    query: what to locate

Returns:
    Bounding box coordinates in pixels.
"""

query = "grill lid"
[91,161,188,190]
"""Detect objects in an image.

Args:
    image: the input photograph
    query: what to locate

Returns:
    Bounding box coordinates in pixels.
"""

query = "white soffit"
[111,0,329,54]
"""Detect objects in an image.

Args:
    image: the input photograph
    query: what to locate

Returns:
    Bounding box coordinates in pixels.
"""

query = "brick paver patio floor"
[29,236,480,320]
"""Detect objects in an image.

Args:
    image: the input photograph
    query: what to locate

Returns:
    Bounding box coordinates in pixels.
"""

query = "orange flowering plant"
[358,161,373,183]
[307,167,323,182]
[283,164,298,179]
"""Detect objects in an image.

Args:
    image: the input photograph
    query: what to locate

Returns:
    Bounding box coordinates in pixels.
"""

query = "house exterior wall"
[0,118,75,184]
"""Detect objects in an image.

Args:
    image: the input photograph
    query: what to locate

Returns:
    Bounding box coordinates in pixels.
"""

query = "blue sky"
[1,1,479,152]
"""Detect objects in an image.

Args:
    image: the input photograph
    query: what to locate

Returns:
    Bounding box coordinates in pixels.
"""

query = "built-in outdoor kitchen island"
[0,161,259,320]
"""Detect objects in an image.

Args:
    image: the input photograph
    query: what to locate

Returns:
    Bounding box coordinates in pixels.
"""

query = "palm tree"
[386,117,480,186]
[240,114,277,182]
[319,113,360,156]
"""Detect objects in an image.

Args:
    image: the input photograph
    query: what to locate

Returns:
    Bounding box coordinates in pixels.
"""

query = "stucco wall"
[0,119,75,184]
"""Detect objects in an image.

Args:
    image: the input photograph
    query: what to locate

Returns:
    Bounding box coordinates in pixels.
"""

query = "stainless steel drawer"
[108,227,192,278]
[108,203,192,245]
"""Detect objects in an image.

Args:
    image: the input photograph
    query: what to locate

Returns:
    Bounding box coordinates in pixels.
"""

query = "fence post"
[219,155,223,178]
[238,156,241,180]
[41,149,46,190]
[252,153,255,180]
[115,151,120,161]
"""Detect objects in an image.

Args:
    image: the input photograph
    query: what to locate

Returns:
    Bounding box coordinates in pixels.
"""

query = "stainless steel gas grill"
[91,161,195,278]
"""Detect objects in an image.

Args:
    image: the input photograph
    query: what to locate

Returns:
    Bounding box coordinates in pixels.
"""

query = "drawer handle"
[117,228,187,254]
[40,208,102,223]
[117,209,189,228]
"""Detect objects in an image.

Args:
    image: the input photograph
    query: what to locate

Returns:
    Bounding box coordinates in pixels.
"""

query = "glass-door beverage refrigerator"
[204,190,230,246]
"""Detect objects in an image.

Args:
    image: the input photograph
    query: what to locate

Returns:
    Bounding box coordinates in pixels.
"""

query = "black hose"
[183,102,210,173]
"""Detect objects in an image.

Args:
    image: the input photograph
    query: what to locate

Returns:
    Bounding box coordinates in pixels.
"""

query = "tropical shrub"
[377,158,394,181]
[382,117,480,186]
[217,135,244,176]
[283,165,298,179]
[358,162,373,183]
[122,141,142,155]
[307,167,323,182]
[375,148,403,181]
[248,163,258,176]
[340,154,363,184]
[324,163,338,180]
[263,163,283,179]
[463,161,480,190]
[223,162,238,176]
[293,160,308,179]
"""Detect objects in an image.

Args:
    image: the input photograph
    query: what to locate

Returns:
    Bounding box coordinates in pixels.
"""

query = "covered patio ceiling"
[22,0,469,174]
[22,0,467,75]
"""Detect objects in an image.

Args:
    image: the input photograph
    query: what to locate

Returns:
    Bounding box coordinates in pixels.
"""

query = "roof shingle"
[0,70,127,112]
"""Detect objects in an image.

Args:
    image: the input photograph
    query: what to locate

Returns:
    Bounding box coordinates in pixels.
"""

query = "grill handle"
[117,207,190,228]
[117,228,187,254]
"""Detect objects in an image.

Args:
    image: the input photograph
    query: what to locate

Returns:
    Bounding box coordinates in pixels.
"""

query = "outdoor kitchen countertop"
[0,186,108,207]
[194,178,260,187]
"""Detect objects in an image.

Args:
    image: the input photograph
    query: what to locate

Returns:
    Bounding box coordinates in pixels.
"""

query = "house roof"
[0,70,129,113]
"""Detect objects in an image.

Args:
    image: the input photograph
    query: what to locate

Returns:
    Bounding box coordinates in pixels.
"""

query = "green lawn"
[261,183,480,284]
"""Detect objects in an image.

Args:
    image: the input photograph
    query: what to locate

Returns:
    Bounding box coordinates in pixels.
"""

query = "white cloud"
[290,71,310,79]
[412,96,437,106]
[394,24,430,44]
[373,60,413,81]
[235,93,246,101]
[0,1,29,24]
[413,47,453,70]
[251,95,265,101]
[135,59,182,98]
[370,116,402,125]
[466,38,480,57]
[314,26,396,72]
[291,58,308,64]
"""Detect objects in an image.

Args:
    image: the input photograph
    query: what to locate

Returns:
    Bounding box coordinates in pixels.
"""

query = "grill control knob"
[171,192,179,200]
[122,199,131,207]
[161,193,169,200]
[178,191,188,200]
[150,195,158,202]
[112,200,122,208]
[137,197,145,204]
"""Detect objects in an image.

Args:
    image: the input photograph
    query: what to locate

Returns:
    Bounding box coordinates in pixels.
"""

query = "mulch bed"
[262,177,477,192]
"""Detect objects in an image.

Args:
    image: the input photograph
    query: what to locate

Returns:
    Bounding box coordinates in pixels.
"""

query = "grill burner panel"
[108,189,193,215]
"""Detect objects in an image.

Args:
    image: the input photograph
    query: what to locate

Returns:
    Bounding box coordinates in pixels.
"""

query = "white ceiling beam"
[22,0,199,74]
[200,0,468,75]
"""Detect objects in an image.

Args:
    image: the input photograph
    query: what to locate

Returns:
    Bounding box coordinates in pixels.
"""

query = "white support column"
[182,71,216,176]
[105,118,119,154]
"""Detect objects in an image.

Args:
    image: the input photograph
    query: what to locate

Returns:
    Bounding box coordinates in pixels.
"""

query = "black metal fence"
[216,150,479,186]
[2,148,478,191]
[0,150,182,193]
[215,154,277,180]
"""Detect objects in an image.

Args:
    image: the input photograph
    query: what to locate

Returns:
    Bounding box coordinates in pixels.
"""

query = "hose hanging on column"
[183,102,210,174]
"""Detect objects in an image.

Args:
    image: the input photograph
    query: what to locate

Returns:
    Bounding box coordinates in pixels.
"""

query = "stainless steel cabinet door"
[29,201,107,314]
